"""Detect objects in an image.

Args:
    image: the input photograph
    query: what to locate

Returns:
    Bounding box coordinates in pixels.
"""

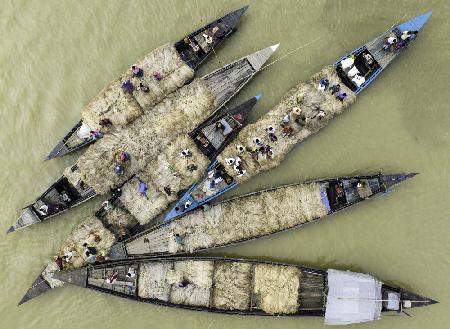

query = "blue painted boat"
[165,12,432,222]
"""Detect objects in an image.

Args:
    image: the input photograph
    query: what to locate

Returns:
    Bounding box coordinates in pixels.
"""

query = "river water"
[1,0,449,328]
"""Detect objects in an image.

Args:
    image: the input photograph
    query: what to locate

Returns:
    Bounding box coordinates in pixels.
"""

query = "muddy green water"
[1,0,450,328]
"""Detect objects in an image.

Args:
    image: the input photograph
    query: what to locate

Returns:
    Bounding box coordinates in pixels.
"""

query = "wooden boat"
[53,256,437,324]
[6,166,97,233]
[9,44,278,233]
[46,6,249,160]
[110,173,417,259]
[165,11,432,219]
[16,171,414,304]
[8,95,262,235]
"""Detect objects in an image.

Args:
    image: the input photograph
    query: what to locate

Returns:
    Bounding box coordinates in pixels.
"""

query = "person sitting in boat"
[225,157,236,166]
[281,113,290,126]
[203,32,213,44]
[252,137,263,146]
[138,82,150,93]
[266,125,278,142]
[363,53,375,69]
[138,179,148,199]
[114,164,124,176]
[267,147,274,159]
[38,204,49,216]
[99,118,113,128]
[330,83,341,95]
[179,278,190,288]
[382,36,397,51]
[237,168,246,177]
[292,107,306,127]
[90,130,103,140]
[186,163,198,172]
[121,79,134,93]
[401,30,418,42]
[183,200,191,211]
[62,250,77,263]
[82,243,97,255]
[153,71,163,81]
[106,272,119,284]
[174,233,185,245]
[185,37,200,52]
[131,65,143,78]
[336,91,347,102]
[236,144,245,154]
[116,151,131,163]
[312,109,326,120]
[60,191,71,204]
[180,149,192,158]
[282,125,294,137]
[126,267,136,278]
[317,78,330,91]
[101,200,113,211]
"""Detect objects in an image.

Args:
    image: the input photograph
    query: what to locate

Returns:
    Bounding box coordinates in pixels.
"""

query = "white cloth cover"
[352,74,366,87]
[347,66,360,78]
[324,269,383,325]
[341,57,355,70]
[77,122,91,139]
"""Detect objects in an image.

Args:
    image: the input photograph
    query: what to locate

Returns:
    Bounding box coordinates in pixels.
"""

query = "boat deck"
[125,225,171,255]
[365,30,400,68]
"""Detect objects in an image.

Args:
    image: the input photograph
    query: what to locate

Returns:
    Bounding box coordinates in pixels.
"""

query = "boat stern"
[18,274,52,306]
[380,172,418,190]
[221,5,249,31]
[400,289,439,309]
[7,207,41,234]
[396,11,432,33]
[53,268,88,288]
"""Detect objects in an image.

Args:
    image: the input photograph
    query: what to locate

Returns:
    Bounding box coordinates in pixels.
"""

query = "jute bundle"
[81,79,142,131]
[129,44,195,111]
[103,207,138,236]
[212,261,252,310]
[81,44,194,130]
[217,65,357,183]
[57,216,116,270]
[138,262,172,301]
[167,260,213,307]
[253,264,300,314]
[63,165,84,188]
[120,135,210,225]
[166,183,328,254]
[75,79,216,195]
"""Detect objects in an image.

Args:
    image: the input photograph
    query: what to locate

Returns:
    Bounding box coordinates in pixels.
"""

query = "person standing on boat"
[330,84,341,95]
[114,164,124,176]
[138,179,148,199]
[121,80,134,93]
[116,151,131,163]
[336,91,347,102]
[382,36,397,51]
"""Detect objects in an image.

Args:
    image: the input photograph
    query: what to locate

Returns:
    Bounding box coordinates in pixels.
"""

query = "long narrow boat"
[47,6,249,159]
[110,173,416,259]
[18,171,414,304]
[18,94,262,304]
[53,256,437,324]
[165,11,432,221]
[9,45,278,233]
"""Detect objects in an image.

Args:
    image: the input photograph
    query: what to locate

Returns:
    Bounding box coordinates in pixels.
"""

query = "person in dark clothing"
[131,65,143,77]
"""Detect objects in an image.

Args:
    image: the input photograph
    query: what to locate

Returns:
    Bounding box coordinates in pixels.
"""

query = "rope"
[259,36,322,73]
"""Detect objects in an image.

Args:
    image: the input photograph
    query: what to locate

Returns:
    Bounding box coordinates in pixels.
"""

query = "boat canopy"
[324,269,382,325]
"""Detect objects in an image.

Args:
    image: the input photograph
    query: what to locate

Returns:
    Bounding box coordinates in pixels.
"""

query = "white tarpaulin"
[324,269,383,325]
